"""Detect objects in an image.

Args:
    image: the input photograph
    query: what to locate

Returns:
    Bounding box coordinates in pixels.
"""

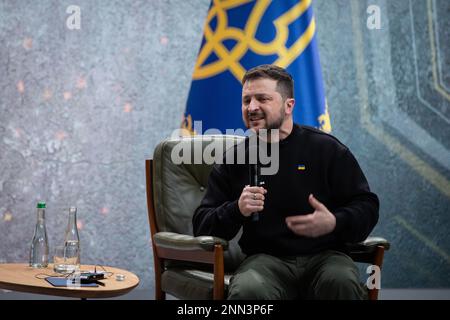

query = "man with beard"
[193,64,379,300]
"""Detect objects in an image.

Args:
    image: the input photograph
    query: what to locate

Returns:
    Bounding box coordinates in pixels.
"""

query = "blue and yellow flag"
[183,0,331,134]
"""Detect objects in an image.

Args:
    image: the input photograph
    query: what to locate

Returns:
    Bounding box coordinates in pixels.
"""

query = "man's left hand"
[285,194,336,237]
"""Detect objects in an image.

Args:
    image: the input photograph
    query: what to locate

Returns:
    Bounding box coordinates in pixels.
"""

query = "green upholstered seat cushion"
[161,268,233,300]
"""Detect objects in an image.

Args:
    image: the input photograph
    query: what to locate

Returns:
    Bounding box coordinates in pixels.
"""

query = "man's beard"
[247,105,285,135]
[265,105,285,132]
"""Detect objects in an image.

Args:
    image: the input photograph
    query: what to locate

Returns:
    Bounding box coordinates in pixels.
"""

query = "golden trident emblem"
[193,0,316,82]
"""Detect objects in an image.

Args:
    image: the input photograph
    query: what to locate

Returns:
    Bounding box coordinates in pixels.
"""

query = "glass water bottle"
[29,202,49,268]
[63,207,81,272]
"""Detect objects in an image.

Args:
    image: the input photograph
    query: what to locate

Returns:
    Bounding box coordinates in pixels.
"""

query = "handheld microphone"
[249,163,265,222]
[248,138,263,222]
[251,163,259,221]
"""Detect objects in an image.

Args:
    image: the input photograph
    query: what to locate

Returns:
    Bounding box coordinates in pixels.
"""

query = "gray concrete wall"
[0,0,448,296]
[315,0,449,288]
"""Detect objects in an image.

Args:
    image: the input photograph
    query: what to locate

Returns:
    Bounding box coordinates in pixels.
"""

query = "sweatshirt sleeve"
[192,164,246,240]
[329,147,379,244]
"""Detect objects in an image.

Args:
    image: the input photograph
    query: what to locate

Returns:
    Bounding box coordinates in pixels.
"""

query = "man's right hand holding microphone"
[238,185,267,217]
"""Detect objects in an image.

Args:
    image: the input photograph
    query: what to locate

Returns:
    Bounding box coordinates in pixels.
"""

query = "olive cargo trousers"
[227,250,367,300]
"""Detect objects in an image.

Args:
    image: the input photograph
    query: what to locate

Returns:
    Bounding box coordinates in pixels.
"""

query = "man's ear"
[285,98,295,115]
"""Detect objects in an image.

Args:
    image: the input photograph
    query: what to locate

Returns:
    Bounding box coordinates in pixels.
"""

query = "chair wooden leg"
[368,246,385,300]
[213,245,225,300]
[154,257,166,300]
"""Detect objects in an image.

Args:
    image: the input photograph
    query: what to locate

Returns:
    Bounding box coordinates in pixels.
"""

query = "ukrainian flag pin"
[297,165,306,171]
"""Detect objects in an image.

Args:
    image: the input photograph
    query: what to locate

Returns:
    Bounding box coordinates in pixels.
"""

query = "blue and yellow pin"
[297,165,306,171]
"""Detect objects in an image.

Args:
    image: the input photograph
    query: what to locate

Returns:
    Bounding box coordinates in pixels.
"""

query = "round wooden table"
[0,263,140,299]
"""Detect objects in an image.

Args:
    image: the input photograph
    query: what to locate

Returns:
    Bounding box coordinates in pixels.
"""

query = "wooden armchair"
[145,135,390,300]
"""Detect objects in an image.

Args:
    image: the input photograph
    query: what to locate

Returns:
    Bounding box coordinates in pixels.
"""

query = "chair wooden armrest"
[346,236,390,264]
[153,231,229,251]
[152,232,227,299]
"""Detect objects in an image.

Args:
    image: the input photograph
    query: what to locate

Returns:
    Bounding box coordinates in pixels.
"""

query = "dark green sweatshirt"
[193,124,379,256]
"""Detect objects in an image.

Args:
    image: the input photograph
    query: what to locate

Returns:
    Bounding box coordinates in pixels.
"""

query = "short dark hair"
[241,64,294,100]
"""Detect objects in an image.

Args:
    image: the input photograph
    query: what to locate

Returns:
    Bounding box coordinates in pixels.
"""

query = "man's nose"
[248,99,259,112]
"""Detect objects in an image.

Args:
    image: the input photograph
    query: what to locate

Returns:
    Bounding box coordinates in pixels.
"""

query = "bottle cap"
[37,202,46,208]
[116,274,125,281]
